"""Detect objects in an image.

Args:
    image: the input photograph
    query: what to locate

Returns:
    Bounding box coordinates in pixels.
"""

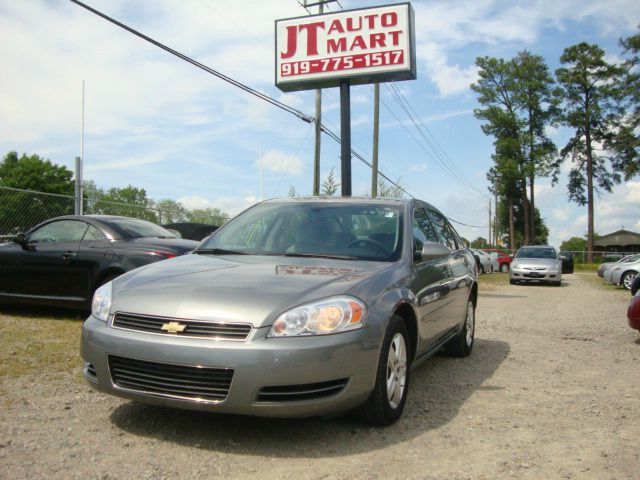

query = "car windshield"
[516,247,557,259]
[622,254,640,263]
[198,201,403,261]
[109,218,179,239]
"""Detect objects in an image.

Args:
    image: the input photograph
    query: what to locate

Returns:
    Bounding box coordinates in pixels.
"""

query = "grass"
[477,272,509,290]
[574,263,599,272]
[0,306,85,379]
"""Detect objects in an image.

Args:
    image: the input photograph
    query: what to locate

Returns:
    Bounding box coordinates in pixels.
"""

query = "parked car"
[0,215,198,309]
[627,276,640,333]
[509,245,562,286]
[81,197,478,425]
[471,248,495,273]
[482,248,512,272]
[559,251,574,274]
[605,257,640,290]
[597,254,638,278]
[162,222,219,241]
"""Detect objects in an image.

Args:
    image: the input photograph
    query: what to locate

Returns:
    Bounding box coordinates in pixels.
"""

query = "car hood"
[512,258,559,269]
[110,253,390,328]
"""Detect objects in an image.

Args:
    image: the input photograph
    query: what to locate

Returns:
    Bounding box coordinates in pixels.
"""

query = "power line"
[69,0,315,124]
[69,0,410,198]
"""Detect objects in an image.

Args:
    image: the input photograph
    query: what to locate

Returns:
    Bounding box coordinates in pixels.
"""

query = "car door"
[75,223,112,301]
[426,209,473,329]
[9,219,89,300]
[410,207,456,352]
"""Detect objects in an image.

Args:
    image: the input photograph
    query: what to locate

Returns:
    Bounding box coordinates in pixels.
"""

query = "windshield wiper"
[283,252,358,260]
[194,248,248,255]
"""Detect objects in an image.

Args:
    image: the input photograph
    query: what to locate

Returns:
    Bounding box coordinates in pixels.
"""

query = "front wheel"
[622,271,638,290]
[444,299,475,357]
[355,315,410,426]
[500,263,509,273]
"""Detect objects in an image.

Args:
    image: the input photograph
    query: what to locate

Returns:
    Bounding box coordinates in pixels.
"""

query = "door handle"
[62,251,77,260]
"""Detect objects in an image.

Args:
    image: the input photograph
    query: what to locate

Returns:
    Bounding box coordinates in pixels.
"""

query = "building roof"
[594,229,640,247]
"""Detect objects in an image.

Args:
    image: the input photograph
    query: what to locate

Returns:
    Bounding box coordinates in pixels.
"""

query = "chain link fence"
[0,186,229,242]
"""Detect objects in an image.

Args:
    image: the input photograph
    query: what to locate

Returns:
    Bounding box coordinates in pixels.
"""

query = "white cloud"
[417,42,479,96]
[257,150,303,176]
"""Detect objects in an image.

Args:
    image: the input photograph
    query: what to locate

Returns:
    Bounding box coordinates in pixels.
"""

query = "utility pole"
[371,83,379,197]
[487,199,493,249]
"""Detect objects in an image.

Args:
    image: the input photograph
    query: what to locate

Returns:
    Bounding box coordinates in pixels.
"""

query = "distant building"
[594,229,640,253]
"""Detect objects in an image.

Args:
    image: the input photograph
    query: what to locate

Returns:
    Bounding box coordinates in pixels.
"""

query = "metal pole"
[75,156,82,215]
[76,80,85,215]
[340,79,351,197]
[371,82,379,197]
[312,1,323,197]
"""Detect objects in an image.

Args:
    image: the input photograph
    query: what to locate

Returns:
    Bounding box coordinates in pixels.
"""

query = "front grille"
[84,362,97,380]
[108,355,233,402]
[256,378,349,403]
[112,312,251,340]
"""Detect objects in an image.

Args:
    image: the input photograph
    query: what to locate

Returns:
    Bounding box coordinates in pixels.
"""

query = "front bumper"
[509,268,560,283]
[81,314,380,418]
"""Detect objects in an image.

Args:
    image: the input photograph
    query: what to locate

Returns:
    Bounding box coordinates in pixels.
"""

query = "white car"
[597,254,639,278]
[471,248,495,274]
[509,245,562,286]
[605,258,640,290]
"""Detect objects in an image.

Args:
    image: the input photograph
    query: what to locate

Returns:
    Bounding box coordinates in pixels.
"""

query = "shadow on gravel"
[479,293,526,299]
[110,338,509,457]
[0,304,86,320]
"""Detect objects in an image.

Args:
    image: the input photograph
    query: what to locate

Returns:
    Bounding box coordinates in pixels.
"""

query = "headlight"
[92,281,112,322]
[268,296,366,337]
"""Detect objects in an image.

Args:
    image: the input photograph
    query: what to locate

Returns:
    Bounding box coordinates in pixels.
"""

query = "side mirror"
[13,233,26,245]
[420,241,451,260]
[631,276,640,296]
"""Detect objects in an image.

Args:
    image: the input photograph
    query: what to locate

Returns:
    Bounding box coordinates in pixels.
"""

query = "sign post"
[275,3,416,196]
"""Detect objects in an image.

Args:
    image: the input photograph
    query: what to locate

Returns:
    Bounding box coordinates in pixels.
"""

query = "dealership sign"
[275,3,416,92]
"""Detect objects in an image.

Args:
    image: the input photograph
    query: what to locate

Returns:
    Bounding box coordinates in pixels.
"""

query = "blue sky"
[1,0,639,247]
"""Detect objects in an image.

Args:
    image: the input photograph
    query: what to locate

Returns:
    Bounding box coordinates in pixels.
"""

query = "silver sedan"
[509,245,562,286]
[81,197,477,425]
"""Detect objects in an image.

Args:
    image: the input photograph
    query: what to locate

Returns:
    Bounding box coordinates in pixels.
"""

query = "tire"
[500,263,509,273]
[355,315,410,426]
[479,265,485,274]
[444,299,475,357]
[622,271,638,290]
[509,279,516,285]
[553,281,561,287]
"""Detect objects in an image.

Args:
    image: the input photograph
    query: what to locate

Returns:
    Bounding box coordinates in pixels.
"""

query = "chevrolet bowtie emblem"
[161,321,187,334]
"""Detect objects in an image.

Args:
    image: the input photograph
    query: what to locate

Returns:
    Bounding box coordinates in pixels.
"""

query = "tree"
[156,199,187,224]
[0,152,75,233]
[559,236,587,252]
[0,151,74,195]
[609,29,640,180]
[553,43,626,262]
[512,51,557,240]
[377,178,406,198]
[321,168,340,196]
[94,185,158,222]
[470,237,489,248]
[185,207,228,226]
[473,54,556,248]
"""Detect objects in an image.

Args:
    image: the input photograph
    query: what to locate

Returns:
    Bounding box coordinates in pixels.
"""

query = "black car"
[162,222,219,241]
[559,251,574,274]
[0,215,198,309]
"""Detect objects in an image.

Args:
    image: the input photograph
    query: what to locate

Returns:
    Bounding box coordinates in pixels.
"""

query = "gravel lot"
[1,272,638,480]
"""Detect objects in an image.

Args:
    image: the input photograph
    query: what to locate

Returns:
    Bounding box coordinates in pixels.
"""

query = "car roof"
[259,196,445,215]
